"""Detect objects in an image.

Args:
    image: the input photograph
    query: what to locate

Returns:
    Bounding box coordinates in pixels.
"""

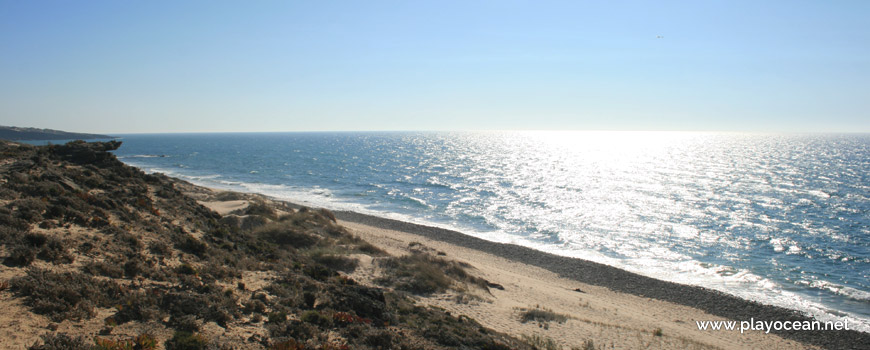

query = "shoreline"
[331,210,868,349]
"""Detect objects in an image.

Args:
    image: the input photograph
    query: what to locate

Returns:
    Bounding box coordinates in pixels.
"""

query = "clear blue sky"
[1,1,868,133]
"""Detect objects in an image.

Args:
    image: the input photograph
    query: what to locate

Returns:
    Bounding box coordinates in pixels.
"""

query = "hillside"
[0,140,532,350]
[0,126,114,141]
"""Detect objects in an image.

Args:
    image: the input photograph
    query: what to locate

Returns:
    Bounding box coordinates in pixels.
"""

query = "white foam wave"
[807,280,870,302]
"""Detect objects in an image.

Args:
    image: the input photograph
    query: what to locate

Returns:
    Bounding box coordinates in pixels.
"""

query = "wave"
[804,280,870,303]
[118,154,169,159]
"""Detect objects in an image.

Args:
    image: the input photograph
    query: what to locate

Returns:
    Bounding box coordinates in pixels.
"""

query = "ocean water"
[111,131,869,331]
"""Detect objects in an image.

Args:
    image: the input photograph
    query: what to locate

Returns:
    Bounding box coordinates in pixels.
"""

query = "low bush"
[241,201,277,220]
[164,331,208,350]
[82,260,124,277]
[255,222,320,249]
[215,191,248,201]
[522,334,560,350]
[518,306,569,325]
[112,293,162,324]
[148,240,172,257]
[375,252,488,294]
[5,245,36,267]
[308,249,359,273]
[167,314,200,332]
[174,234,208,257]
[3,232,73,266]
[10,268,124,321]
[268,340,306,350]
[300,310,331,327]
[27,333,91,350]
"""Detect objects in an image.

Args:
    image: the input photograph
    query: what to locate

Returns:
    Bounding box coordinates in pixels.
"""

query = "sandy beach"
[338,219,810,350]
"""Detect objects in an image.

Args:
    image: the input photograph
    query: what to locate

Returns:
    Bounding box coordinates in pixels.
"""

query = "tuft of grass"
[300,310,331,327]
[93,337,135,350]
[176,263,198,276]
[132,334,158,350]
[26,333,92,350]
[255,222,320,248]
[375,252,488,295]
[10,268,124,322]
[653,327,663,337]
[267,311,287,324]
[269,340,305,350]
[307,248,359,272]
[214,191,248,201]
[164,331,208,350]
[239,200,277,220]
[575,339,595,350]
[522,334,560,350]
[83,260,124,278]
[174,234,208,257]
[3,232,73,267]
[519,306,569,325]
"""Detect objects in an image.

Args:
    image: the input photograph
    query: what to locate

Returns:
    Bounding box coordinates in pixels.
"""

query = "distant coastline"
[0,125,114,141]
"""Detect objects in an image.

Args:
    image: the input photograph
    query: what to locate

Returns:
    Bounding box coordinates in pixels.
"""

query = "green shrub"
[364,330,393,348]
[268,340,305,350]
[300,310,331,327]
[177,263,198,276]
[167,314,200,332]
[5,245,36,266]
[519,306,569,325]
[112,293,162,324]
[26,333,92,350]
[3,232,73,266]
[375,252,487,294]
[267,311,287,324]
[148,240,172,257]
[93,336,135,350]
[522,334,560,350]
[308,249,359,272]
[83,260,125,278]
[241,201,277,219]
[174,234,208,257]
[215,191,247,201]
[132,334,158,350]
[164,331,208,350]
[255,222,320,248]
[10,268,124,321]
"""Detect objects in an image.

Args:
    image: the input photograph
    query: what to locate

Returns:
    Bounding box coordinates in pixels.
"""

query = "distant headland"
[0,125,114,141]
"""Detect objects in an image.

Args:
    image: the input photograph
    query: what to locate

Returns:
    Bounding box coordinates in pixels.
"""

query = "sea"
[104,131,868,332]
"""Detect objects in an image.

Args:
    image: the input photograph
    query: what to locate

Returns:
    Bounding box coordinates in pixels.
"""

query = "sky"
[1,0,868,133]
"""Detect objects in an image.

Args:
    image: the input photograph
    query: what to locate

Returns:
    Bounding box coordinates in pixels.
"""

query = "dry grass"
[375,251,488,295]
[518,306,570,325]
